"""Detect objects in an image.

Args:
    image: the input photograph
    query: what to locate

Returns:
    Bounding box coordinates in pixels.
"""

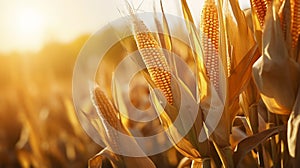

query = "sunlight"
[17,9,44,35]
[13,7,45,51]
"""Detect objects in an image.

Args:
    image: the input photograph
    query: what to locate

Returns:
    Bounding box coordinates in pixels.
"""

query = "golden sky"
[0,0,249,53]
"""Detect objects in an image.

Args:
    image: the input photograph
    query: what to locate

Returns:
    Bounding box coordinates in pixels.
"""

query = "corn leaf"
[89,148,122,168]
[233,125,286,167]
[227,0,256,69]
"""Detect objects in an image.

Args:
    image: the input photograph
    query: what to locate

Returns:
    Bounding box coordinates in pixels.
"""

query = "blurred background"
[0,0,249,167]
[0,1,112,167]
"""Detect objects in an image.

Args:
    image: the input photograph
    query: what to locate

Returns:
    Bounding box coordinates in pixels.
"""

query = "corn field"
[78,0,300,167]
[1,0,300,168]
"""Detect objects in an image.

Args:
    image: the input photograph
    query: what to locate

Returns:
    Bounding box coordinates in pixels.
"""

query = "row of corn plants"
[86,0,300,167]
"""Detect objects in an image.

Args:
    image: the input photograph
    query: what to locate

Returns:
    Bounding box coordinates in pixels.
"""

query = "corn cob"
[251,0,270,27]
[200,0,220,93]
[291,0,300,48]
[132,16,173,105]
[93,87,122,152]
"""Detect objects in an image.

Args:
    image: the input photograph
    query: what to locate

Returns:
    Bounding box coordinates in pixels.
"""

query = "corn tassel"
[132,17,173,105]
[200,0,220,94]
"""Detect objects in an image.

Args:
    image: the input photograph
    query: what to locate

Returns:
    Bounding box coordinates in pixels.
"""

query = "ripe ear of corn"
[252,1,300,115]
[92,87,157,168]
[93,87,121,130]
[92,87,124,153]
[291,0,300,49]
[200,0,220,95]
[131,15,173,105]
[251,0,270,27]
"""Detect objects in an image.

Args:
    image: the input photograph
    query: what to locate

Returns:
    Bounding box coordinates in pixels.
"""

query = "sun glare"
[17,9,43,34]
[13,7,45,51]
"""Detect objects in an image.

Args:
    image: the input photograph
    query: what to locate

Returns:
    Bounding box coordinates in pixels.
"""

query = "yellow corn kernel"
[132,18,173,105]
[94,88,120,129]
[251,0,270,27]
[200,0,220,93]
[291,0,300,48]
[93,87,121,152]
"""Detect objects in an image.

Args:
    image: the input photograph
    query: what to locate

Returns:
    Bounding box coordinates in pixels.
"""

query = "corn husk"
[288,83,300,162]
[90,87,156,168]
[252,0,300,115]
